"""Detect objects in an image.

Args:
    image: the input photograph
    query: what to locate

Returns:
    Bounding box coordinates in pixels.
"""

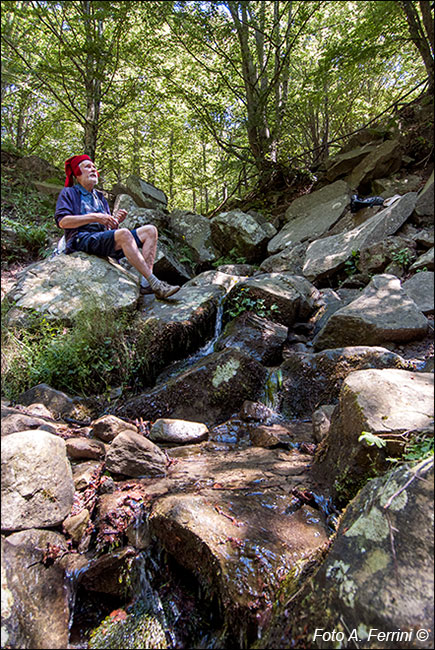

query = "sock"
[140,276,151,288]
[147,274,161,290]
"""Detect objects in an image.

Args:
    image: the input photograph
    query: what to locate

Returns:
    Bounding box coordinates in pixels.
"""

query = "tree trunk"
[400,1,434,91]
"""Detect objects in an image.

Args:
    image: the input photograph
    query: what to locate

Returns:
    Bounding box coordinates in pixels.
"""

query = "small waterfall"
[131,551,178,648]
[156,297,225,383]
[262,367,283,411]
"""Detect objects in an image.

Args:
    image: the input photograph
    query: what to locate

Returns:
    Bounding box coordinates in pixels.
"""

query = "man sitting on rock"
[55,154,180,299]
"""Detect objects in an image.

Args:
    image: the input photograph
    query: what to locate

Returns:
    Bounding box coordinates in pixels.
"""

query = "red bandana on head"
[64,155,94,187]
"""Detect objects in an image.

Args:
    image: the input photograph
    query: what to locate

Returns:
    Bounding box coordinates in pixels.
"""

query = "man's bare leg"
[114,227,179,298]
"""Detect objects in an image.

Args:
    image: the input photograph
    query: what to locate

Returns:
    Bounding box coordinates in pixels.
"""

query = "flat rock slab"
[134,445,330,638]
[302,192,417,282]
[5,252,139,322]
[313,274,429,349]
[268,180,350,253]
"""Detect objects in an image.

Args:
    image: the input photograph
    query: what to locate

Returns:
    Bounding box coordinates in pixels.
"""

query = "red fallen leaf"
[212,483,224,489]
[109,609,127,622]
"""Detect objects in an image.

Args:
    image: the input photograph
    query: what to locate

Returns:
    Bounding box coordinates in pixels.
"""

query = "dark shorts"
[73,229,142,260]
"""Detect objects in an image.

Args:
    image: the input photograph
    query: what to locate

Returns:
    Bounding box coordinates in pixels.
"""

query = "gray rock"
[216,312,287,365]
[91,414,138,442]
[279,345,410,417]
[263,459,434,649]
[125,175,167,208]
[415,173,434,220]
[117,348,268,427]
[184,269,247,291]
[113,194,169,231]
[371,174,423,197]
[324,144,378,182]
[313,274,429,350]
[14,383,80,419]
[410,246,434,272]
[5,252,139,322]
[65,436,106,460]
[316,369,434,500]
[210,209,277,263]
[1,430,75,530]
[345,139,401,192]
[1,413,59,437]
[149,419,208,444]
[260,242,308,275]
[312,405,336,443]
[169,209,217,264]
[267,181,350,254]
[1,529,70,649]
[402,271,434,314]
[105,430,167,478]
[303,193,417,282]
[225,272,320,328]
[133,283,226,384]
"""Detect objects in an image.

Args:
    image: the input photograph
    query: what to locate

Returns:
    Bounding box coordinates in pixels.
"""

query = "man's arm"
[58,212,119,229]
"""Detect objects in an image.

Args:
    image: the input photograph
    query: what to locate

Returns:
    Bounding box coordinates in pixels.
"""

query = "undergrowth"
[1,299,141,399]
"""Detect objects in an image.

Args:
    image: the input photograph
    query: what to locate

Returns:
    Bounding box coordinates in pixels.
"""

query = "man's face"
[77,160,98,185]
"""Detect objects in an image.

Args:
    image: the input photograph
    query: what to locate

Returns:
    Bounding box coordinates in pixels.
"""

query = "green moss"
[89,601,167,649]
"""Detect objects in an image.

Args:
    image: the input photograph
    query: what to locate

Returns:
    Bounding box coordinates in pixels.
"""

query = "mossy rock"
[89,600,167,649]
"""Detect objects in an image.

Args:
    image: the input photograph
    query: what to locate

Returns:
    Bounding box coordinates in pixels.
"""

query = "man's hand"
[95,212,119,229]
[114,209,128,224]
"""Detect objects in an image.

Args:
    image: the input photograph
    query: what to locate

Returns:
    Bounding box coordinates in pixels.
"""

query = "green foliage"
[1,172,56,263]
[225,289,280,320]
[1,302,140,399]
[358,430,387,449]
[212,248,248,268]
[344,249,360,277]
[403,431,434,462]
[390,247,413,269]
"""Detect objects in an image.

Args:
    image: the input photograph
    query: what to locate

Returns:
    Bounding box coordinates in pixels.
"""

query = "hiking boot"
[152,279,180,299]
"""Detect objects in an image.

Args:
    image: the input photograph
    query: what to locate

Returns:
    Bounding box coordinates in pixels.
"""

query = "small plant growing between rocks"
[390,247,413,270]
[344,249,360,277]
[225,289,280,320]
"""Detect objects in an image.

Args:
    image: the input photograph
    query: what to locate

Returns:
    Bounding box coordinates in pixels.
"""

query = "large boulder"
[1,529,70,649]
[303,192,417,283]
[402,271,434,314]
[210,209,276,263]
[267,180,350,254]
[324,144,378,182]
[315,369,434,501]
[278,346,411,418]
[113,194,169,231]
[125,175,168,209]
[345,139,401,193]
[5,252,139,323]
[148,446,329,645]
[169,210,217,265]
[313,274,429,350]
[132,283,226,385]
[414,172,434,224]
[224,273,320,328]
[116,348,268,427]
[1,430,75,530]
[259,458,434,649]
[216,312,288,365]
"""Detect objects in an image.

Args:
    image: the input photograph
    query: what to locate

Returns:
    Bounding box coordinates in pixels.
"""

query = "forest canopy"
[1,0,433,211]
